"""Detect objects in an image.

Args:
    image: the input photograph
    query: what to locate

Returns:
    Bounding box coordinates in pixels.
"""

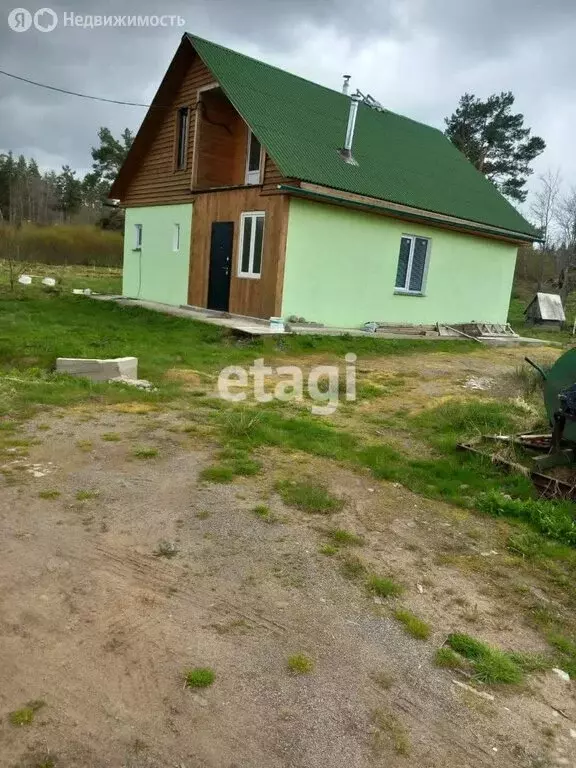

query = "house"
[110,33,539,329]
[524,292,565,329]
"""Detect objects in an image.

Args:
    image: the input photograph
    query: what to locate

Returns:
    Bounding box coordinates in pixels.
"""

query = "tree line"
[0,127,133,229]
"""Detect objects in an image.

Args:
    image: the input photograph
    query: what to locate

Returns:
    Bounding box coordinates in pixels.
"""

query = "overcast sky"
[1,0,575,216]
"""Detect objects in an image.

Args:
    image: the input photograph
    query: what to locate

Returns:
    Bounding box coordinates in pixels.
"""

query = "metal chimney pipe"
[342,75,351,95]
[343,94,362,159]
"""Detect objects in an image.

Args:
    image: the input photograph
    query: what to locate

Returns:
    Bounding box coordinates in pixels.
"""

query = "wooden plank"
[188,188,288,319]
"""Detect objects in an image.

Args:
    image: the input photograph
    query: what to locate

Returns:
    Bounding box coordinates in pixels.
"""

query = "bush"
[0,223,122,267]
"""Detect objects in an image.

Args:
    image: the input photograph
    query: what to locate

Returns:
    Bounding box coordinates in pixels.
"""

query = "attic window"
[176,107,189,170]
[245,130,262,185]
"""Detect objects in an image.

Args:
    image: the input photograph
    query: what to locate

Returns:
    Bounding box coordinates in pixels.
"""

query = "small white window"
[238,212,265,278]
[245,130,262,185]
[173,223,180,252]
[134,224,142,249]
[395,234,430,294]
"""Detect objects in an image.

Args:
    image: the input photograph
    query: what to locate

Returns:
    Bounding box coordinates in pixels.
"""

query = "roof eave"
[279,184,538,244]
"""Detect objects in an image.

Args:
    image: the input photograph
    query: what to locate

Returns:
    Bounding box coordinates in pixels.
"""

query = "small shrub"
[367,574,403,598]
[101,432,121,442]
[319,544,338,556]
[276,480,343,514]
[393,608,431,640]
[154,540,178,558]
[287,654,314,674]
[38,489,60,500]
[185,667,215,688]
[132,446,158,459]
[196,511,210,520]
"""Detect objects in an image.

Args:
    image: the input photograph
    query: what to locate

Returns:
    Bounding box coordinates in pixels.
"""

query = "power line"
[0,68,156,107]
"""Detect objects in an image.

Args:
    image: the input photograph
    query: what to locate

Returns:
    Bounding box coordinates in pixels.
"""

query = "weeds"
[200,465,235,483]
[319,544,339,556]
[154,540,178,559]
[75,489,99,501]
[8,700,45,727]
[340,553,367,580]
[38,489,60,500]
[445,633,542,685]
[253,504,274,522]
[276,480,343,514]
[132,446,158,459]
[101,432,121,442]
[371,707,410,757]
[185,667,215,688]
[393,609,431,640]
[328,528,364,546]
[434,647,463,669]
[287,654,314,674]
[367,574,403,598]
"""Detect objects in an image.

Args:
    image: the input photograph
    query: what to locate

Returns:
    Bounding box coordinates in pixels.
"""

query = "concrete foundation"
[56,357,138,382]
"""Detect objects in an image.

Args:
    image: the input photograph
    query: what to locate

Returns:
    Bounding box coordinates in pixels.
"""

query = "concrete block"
[56,356,138,382]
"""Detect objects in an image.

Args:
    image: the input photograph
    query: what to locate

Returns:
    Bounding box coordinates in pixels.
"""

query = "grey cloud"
[0,0,574,202]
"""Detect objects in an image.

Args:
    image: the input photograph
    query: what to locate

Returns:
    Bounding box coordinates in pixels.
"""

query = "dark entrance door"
[207,221,234,312]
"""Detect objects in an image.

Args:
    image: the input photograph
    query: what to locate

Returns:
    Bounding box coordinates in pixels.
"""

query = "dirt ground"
[2,345,576,768]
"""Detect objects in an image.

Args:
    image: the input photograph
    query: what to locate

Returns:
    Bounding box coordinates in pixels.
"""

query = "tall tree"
[88,126,133,191]
[530,170,561,288]
[55,165,83,221]
[445,92,545,203]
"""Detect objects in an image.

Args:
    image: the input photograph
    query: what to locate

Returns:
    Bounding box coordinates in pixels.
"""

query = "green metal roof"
[187,34,538,239]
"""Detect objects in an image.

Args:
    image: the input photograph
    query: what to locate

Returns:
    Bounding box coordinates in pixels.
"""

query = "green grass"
[38,489,60,500]
[434,647,463,669]
[8,700,45,726]
[328,528,364,546]
[2,265,575,553]
[185,667,215,688]
[319,543,339,556]
[393,608,431,640]
[101,432,121,442]
[200,464,235,483]
[75,489,99,501]
[287,653,314,674]
[367,574,403,598]
[276,480,343,514]
[132,446,158,459]
[446,633,529,685]
[252,504,273,521]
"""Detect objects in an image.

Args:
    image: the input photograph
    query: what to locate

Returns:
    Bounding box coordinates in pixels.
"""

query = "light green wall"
[122,204,193,306]
[282,199,518,327]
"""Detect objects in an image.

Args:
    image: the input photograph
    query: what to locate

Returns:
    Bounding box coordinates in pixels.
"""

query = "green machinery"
[525,349,576,469]
[459,349,576,498]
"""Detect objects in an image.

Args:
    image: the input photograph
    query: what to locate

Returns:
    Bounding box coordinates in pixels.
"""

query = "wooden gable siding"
[122,49,215,207]
[188,189,289,318]
[117,40,293,207]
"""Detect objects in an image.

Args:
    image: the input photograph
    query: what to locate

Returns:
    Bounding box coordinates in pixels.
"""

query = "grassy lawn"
[0,264,573,548]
